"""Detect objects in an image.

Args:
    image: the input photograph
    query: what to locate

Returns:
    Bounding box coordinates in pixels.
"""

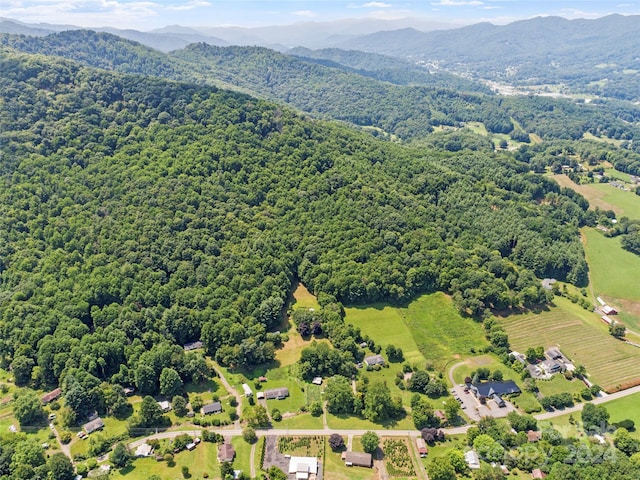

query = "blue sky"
[2,0,639,30]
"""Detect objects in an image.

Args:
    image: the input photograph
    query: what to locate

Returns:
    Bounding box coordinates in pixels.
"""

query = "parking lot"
[450,385,516,421]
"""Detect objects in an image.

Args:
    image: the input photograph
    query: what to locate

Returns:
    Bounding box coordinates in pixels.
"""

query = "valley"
[1,8,640,480]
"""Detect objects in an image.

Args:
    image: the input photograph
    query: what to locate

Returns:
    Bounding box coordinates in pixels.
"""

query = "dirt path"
[322,401,328,429]
[409,437,427,480]
[212,363,242,427]
[250,441,257,477]
[51,423,73,460]
[447,361,467,387]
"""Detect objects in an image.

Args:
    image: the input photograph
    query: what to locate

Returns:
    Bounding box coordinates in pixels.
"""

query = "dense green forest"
[0,46,594,394]
[2,31,640,145]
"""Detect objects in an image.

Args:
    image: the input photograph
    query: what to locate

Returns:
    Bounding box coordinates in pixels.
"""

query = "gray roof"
[83,417,105,434]
[264,387,289,400]
[364,354,384,365]
[201,401,222,415]
[470,380,520,398]
[344,451,372,467]
[218,443,235,462]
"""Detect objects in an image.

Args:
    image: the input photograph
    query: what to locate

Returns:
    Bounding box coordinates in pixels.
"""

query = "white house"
[288,456,318,480]
[465,450,480,469]
[242,383,253,397]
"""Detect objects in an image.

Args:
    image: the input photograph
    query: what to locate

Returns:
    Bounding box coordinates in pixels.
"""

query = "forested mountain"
[0,18,228,52]
[286,46,490,92]
[3,30,640,144]
[1,49,593,385]
[340,14,640,101]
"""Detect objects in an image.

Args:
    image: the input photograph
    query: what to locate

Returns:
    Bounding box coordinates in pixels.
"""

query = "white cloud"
[1,0,160,28]
[347,1,392,8]
[363,2,392,7]
[431,0,483,6]
[292,10,316,17]
[166,0,210,12]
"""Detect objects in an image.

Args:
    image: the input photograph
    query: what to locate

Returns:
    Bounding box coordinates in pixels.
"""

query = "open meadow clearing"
[583,228,640,303]
[345,304,426,366]
[399,293,489,370]
[498,297,640,392]
[552,174,640,218]
[345,293,488,371]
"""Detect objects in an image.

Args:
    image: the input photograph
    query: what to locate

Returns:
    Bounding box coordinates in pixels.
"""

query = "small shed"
[312,377,322,385]
[123,387,135,396]
[158,400,171,412]
[242,383,253,397]
[416,438,428,457]
[532,468,546,479]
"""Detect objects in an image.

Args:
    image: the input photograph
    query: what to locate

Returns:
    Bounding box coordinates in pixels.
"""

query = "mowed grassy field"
[583,228,640,303]
[552,174,640,219]
[498,297,640,392]
[345,292,489,371]
[602,392,640,438]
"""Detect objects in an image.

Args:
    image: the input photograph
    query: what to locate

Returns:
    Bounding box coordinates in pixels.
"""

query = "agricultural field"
[277,435,324,457]
[345,304,425,366]
[498,297,640,392]
[552,174,638,218]
[381,438,417,478]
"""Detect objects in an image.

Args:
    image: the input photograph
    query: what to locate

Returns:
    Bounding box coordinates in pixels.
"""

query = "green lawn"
[276,412,324,429]
[231,435,253,476]
[291,283,321,310]
[327,411,414,431]
[498,297,640,392]
[537,375,587,398]
[110,441,221,479]
[602,392,640,438]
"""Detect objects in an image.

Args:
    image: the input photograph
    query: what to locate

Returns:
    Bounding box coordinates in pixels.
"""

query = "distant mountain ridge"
[337,14,640,100]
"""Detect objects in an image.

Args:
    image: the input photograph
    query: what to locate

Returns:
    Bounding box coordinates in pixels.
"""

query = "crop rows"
[501,310,640,391]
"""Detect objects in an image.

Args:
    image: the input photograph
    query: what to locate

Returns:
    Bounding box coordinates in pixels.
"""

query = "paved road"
[128,384,640,451]
[534,384,640,420]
